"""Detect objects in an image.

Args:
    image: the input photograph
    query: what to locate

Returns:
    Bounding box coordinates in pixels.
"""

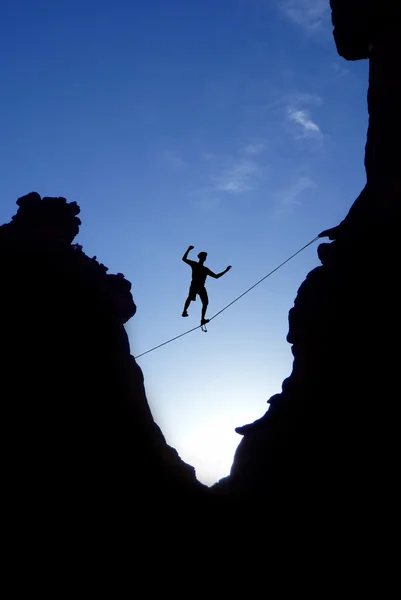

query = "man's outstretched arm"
[182,245,195,265]
[207,265,232,279]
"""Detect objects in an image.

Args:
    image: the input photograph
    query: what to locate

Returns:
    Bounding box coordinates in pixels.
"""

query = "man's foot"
[182,311,189,317]
[200,318,209,326]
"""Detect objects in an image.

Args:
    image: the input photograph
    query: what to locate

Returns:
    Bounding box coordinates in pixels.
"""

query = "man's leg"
[199,288,209,324]
[182,296,191,317]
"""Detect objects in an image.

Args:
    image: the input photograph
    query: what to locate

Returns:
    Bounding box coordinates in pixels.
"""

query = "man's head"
[197,251,207,263]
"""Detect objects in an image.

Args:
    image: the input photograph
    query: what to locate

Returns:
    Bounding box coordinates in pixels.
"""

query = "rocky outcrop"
[0,192,205,536]
[330,0,400,60]
[213,2,401,530]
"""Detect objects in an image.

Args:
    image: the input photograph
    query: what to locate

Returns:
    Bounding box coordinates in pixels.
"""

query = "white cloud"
[281,0,329,32]
[274,175,317,217]
[278,175,316,206]
[191,145,265,212]
[253,90,323,142]
[288,92,323,108]
[204,142,267,195]
[287,106,322,139]
[284,93,323,141]
[214,157,259,193]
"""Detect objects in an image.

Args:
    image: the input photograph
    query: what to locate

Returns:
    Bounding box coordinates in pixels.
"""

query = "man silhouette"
[182,245,231,326]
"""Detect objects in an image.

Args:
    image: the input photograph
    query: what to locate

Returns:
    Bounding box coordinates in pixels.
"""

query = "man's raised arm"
[182,245,195,264]
[207,265,232,279]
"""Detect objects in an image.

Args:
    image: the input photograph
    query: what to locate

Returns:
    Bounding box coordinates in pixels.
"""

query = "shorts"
[189,284,208,304]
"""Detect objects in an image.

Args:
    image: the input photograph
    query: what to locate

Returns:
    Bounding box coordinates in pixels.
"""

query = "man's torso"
[189,261,208,288]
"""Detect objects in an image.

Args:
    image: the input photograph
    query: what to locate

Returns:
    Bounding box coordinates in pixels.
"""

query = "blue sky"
[0,0,369,484]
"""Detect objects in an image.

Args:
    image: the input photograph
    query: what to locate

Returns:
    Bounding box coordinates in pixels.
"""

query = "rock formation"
[213,0,401,538]
[0,192,206,543]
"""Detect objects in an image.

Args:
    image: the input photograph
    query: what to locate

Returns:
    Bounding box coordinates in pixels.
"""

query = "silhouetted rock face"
[330,0,400,60]
[0,193,204,526]
[221,232,398,505]
[213,5,401,521]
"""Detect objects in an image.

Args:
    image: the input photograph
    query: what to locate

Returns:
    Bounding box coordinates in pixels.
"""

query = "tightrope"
[134,235,319,359]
